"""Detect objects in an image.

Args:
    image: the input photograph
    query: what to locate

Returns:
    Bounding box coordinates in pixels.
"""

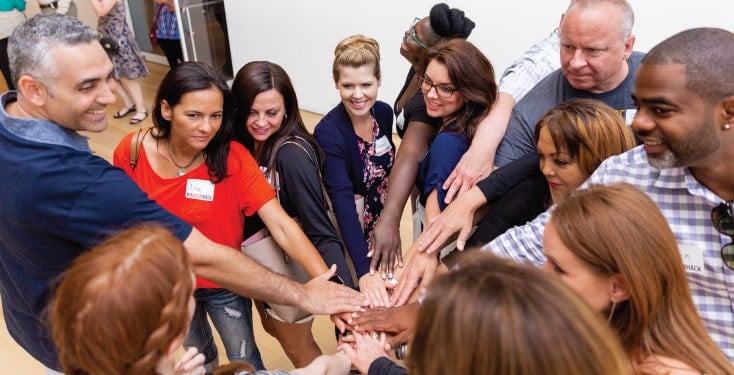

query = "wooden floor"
[0,61,413,373]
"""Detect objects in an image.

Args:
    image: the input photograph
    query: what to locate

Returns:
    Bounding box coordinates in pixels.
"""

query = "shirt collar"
[0,91,91,153]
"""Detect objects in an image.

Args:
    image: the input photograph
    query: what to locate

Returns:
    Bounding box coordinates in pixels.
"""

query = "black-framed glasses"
[409,17,428,49]
[711,201,734,270]
[418,76,457,98]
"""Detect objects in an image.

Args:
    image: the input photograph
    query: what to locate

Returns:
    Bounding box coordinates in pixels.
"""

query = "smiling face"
[161,87,223,153]
[542,221,615,313]
[631,63,720,169]
[245,88,286,147]
[558,3,634,93]
[536,127,589,205]
[336,64,380,121]
[400,16,437,64]
[421,60,465,123]
[40,42,117,133]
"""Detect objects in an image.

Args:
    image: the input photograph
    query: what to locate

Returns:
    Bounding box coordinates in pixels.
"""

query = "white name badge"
[625,108,637,125]
[374,135,391,156]
[185,179,215,202]
[678,243,705,275]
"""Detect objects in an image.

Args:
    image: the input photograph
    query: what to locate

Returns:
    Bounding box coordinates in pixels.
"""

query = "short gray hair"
[566,0,635,41]
[8,13,100,89]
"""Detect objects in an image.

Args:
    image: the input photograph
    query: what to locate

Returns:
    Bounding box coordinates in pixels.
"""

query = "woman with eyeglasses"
[414,39,496,241]
[314,34,395,307]
[367,3,478,279]
[543,183,734,374]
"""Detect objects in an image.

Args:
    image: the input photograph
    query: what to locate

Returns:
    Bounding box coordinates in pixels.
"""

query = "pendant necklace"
[166,139,200,177]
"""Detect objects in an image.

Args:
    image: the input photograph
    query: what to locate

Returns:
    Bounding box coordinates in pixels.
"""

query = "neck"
[166,138,201,171]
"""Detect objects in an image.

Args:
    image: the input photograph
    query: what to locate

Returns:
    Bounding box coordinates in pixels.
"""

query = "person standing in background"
[153,0,183,67]
[0,0,25,91]
[90,0,150,125]
[37,0,76,17]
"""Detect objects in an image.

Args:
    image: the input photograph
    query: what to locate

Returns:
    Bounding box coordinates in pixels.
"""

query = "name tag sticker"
[678,243,705,275]
[625,108,637,125]
[374,135,391,156]
[186,179,215,201]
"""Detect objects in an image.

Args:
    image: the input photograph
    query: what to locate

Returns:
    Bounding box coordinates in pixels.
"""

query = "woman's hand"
[173,347,206,375]
[359,273,393,307]
[368,216,403,279]
[341,331,390,374]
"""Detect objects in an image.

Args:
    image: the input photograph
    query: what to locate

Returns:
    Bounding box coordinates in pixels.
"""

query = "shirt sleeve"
[230,142,276,217]
[476,153,541,203]
[420,132,468,211]
[368,357,408,375]
[483,209,550,267]
[314,120,370,277]
[499,30,561,102]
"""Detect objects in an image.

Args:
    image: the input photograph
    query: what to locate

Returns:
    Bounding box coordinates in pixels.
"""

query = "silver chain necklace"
[166,139,200,177]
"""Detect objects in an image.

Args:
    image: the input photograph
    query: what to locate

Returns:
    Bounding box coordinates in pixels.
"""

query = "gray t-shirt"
[494,51,644,167]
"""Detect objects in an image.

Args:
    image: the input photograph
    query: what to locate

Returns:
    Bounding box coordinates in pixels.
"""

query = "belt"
[39,1,58,10]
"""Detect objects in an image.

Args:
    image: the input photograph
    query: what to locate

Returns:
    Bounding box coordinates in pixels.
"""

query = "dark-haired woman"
[233,60,355,368]
[113,61,331,372]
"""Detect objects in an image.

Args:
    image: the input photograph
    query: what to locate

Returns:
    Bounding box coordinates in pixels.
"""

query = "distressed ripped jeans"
[185,288,265,370]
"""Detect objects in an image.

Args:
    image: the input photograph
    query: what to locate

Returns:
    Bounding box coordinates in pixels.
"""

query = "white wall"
[224,0,731,115]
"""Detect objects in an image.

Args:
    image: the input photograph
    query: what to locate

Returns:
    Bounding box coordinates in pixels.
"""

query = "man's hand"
[368,216,403,278]
[341,332,390,374]
[352,302,419,350]
[390,249,438,306]
[419,187,487,253]
[303,265,369,314]
[442,146,492,204]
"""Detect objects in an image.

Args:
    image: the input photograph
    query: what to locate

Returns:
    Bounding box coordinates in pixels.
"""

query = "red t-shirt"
[114,133,275,288]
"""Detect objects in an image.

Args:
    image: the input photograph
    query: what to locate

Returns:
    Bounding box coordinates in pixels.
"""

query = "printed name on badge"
[374,135,391,156]
[186,179,215,201]
[678,243,705,275]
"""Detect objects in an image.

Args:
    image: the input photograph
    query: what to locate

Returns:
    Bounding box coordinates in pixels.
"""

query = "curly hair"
[50,226,195,375]
[429,3,475,40]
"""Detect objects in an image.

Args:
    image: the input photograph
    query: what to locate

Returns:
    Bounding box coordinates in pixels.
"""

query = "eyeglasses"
[418,76,457,98]
[711,201,734,270]
[409,17,428,49]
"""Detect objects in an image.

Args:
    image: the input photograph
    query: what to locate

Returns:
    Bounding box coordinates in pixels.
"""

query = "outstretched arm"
[183,228,367,315]
[369,121,436,277]
[442,92,516,203]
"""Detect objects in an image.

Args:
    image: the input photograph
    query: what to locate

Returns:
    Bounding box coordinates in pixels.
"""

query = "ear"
[17,75,48,107]
[623,34,636,59]
[558,14,565,31]
[160,100,172,121]
[722,95,734,121]
[607,273,630,304]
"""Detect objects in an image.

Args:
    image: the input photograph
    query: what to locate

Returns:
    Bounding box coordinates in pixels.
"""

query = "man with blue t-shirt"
[0,13,366,372]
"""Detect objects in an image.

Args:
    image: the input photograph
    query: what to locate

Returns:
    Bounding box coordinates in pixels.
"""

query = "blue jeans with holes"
[185,288,265,370]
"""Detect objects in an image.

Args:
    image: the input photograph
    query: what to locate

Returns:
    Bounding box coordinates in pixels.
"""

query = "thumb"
[319,264,338,280]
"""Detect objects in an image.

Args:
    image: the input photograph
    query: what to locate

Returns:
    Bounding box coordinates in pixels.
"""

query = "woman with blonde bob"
[344,252,629,374]
[50,226,204,375]
[544,183,734,374]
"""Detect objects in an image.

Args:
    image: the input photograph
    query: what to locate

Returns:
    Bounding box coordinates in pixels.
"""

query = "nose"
[540,159,554,177]
[353,86,364,98]
[425,85,439,99]
[568,50,587,69]
[630,108,652,134]
[99,79,117,105]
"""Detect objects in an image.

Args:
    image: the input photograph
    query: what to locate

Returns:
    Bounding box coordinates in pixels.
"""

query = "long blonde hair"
[51,226,195,375]
[550,183,733,374]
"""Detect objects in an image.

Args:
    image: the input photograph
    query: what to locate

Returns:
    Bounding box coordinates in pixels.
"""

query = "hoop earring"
[607,300,617,324]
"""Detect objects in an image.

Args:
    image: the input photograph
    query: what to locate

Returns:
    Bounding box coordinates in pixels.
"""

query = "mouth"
[641,138,667,154]
[425,99,442,112]
[86,108,106,117]
[250,127,271,136]
[547,181,560,189]
[350,100,368,110]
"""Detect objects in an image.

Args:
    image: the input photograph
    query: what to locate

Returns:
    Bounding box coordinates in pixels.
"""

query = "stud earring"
[724,123,731,130]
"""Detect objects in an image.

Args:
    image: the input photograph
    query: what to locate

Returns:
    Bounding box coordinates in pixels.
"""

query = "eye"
[550,261,565,275]
[186,113,200,119]
[438,85,454,96]
[553,158,569,167]
[650,106,673,116]
[211,112,223,120]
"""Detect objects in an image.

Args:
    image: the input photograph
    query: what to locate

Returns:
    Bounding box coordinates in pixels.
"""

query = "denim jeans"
[185,288,265,371]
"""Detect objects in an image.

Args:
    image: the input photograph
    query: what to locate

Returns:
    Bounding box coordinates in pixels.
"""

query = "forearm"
[184,228,308,308]
[380,123,433,224]
[469,92,516,169]
[89,0,116,17]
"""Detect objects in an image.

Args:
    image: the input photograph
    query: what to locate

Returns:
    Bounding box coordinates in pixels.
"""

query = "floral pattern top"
[357,116,395,245]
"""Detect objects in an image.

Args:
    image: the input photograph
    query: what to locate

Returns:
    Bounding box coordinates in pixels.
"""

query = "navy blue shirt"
[0,91,192,369]
[416,126,468,211]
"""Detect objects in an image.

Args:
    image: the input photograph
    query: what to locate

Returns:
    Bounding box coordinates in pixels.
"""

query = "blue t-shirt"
[0,92,192,369]
[416,127,468,211]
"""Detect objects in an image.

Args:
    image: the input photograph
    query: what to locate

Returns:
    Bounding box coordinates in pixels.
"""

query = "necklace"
[165,139,200,177]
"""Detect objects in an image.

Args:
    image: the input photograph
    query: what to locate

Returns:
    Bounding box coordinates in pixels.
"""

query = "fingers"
[443,176,462,205]
[442,169,459,191]
[390,271,419,307]
[386,330,411,349]
[456,222,474,251]
[331,312,349,334]
[368,248,381,276]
